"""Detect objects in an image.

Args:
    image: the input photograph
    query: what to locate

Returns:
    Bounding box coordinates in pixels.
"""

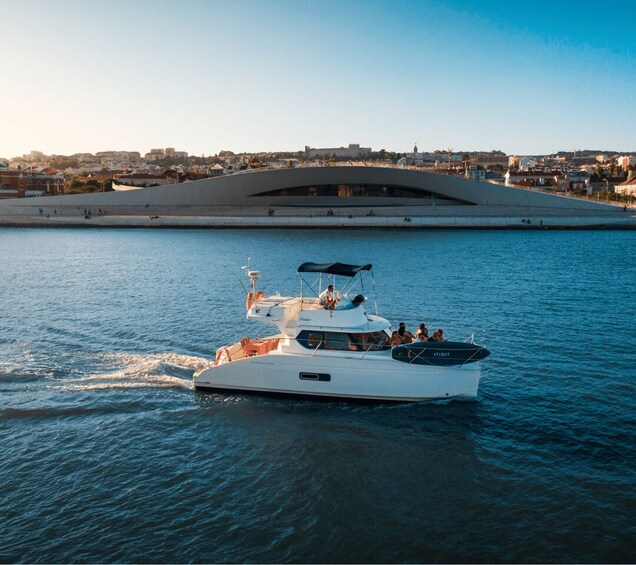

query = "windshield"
[297,330,390,351]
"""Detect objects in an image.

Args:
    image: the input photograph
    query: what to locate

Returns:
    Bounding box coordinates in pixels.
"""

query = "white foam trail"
[52,352,212,392]
[59,376,191,392]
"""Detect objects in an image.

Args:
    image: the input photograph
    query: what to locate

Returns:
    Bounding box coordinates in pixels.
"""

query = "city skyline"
[6,145,636,163]
[2,0,635,158]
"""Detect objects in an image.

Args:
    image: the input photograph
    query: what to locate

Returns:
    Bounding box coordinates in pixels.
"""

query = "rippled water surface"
[1,228,634,563]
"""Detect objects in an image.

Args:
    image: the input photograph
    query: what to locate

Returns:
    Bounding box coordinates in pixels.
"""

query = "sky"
[1,0,634,157]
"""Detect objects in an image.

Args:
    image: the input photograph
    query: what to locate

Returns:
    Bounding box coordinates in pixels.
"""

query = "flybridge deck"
[244,261,386,335]
[247,295,309,323]
[247,294,388,335]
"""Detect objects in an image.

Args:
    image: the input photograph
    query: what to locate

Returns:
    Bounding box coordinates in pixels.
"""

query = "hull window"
[299,372,331,382]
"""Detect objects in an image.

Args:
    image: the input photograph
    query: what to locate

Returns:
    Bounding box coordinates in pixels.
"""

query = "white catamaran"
[193,262,490,402]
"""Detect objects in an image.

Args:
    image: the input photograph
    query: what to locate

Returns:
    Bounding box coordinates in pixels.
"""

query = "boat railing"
[311,340,323,357]
[251,295,322,315]
[460,347,483,367]
[358,344,376,361]
[215,336,280,365]
[213,333,482,367]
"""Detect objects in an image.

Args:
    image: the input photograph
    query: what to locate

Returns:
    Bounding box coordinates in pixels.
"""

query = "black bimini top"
[297,262,372,277]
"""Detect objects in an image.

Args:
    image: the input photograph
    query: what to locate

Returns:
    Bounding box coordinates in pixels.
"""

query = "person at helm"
[319,284,337,309]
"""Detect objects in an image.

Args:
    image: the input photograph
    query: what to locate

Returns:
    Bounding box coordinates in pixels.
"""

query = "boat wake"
[51,352,210,392]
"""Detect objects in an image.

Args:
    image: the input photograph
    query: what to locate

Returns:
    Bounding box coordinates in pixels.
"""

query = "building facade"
[304,144,372,159]
[617,156,631,172]
[0,165,625,223]
[0,168,65,198]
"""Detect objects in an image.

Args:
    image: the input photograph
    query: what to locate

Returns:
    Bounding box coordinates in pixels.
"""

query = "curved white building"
[0,165,633,228]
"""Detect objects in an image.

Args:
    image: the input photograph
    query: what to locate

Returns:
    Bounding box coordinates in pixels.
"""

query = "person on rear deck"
[319,284,337,309]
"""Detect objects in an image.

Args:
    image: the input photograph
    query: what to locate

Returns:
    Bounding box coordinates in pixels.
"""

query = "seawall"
[1,213,634,229]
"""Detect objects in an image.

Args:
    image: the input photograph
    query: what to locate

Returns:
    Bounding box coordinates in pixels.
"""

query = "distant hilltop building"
[466,152,508,169]
[144,147,188,161]
[23,150,45,161]
[434,151,463,170]
[508,155,541,171]
[95,151,141,164]
[465,165,486,181]
[405,143,437,166]
[519,156,538,171]
[617,156,631,172]
[304,144,371,159]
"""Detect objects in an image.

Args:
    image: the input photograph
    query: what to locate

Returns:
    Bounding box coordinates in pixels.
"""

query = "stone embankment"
[1,213,634,229]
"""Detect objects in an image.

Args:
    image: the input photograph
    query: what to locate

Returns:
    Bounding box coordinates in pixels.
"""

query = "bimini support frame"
[296,262,374,311]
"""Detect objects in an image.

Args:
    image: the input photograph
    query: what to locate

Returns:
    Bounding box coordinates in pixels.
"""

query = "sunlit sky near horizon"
[1,0,634,158]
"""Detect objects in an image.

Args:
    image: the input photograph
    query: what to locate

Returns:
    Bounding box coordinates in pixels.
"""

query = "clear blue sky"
[1,0,634,157]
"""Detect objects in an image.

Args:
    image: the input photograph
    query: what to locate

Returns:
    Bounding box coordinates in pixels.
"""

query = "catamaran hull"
[193,352,481,402]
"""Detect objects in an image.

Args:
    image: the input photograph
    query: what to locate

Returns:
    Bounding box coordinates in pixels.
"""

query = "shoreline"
[1,214,635,229]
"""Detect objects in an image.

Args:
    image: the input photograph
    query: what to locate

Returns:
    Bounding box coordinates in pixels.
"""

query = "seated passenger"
[351,294,365,307]
[402,322,414,342]
[319,284,337,309]
[415,323,428,340]
[390,322,413,346]
[418,327,430,342]
[431,329,447,342]
[347,334,362,351]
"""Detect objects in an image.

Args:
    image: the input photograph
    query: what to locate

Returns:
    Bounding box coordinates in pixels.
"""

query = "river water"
[1,228,634,563]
